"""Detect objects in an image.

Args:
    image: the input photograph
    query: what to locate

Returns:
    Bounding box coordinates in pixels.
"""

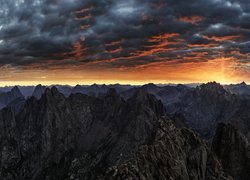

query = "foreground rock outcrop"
[212,123,250,180]
[101,118,232,180]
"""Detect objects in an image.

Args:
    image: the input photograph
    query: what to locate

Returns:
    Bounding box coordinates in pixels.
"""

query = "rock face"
[55,85,73,97]
[101,118,232,180]
[0,87,165,180]
[32,84,46,99]
[129,82,248,139]
[212,123,250,180]
[71,84,86,94]
[172,82,239,138]
[0,86,24,109]
[71,84,109,97]
[121,83,190,108]
[18,86,35,98]
[224,82,250,98]
[0,86,248,180]
[228,99,250,141]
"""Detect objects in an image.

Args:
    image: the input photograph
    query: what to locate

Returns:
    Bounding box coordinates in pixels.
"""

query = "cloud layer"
[0,0,250,81]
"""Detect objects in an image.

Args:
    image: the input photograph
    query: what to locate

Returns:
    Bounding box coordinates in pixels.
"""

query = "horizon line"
[0,80,248,87]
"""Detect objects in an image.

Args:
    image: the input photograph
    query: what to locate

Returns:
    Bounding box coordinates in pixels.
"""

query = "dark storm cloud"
[0,0,249,69]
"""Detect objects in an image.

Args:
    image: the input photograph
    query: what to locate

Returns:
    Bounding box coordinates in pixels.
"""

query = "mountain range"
[0,82,249,179]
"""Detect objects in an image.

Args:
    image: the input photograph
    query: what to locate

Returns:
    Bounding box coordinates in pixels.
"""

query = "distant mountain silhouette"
[224,82,250,98]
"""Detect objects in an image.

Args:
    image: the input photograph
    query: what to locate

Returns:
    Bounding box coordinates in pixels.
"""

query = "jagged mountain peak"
[35,84,46,90]
[239,81,247,87]
[74,84,82,89]
[43,86,60,97]
[129,89,165,111]
[240,81,247,86]
[0,86,24,110]
[90,83,99,88]
[32,84,46,99]
[127,89,166,121]
[101,84,107,88]
[11,85,20,91]
[11,86,23,97]
[142,83,158,89]
[72,84,85,94]
[198,81,227,94]
[36,84,43,88]
[51,86,60,94]
[200,81,223,89]
[41,87,63,102]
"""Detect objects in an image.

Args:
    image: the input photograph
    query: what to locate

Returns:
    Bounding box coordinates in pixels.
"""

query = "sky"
[0,0,250,86]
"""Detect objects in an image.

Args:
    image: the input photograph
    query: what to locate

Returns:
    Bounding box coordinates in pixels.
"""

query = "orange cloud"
[53,37,87,61]
[105,40,125,47]
[75,6,93,14]
[203,35,242,42]
[187,43,218,48]
[72,42,82,59]
[106,47,123,54]
[75,14,92,21]
[148,33,180,43]
[178,16,204,25]
[130,33,181,57]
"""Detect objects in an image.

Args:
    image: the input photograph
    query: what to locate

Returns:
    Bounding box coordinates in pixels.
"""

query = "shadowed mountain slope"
[0,87,165,179]
[0,86,24,109]
[212,123,250,180]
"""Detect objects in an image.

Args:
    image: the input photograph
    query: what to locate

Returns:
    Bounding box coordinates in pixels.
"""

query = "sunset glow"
[0,0,249,86]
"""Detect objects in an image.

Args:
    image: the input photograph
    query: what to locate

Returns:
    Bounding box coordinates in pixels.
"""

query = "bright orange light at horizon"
[0,56,248,86]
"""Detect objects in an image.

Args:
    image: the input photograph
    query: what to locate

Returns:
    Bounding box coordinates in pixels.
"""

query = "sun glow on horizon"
[0,79,247,87]
[0,55,247,87]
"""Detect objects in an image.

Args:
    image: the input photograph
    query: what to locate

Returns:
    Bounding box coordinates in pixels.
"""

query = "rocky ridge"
[212,123,250,180]
[0,87,165,179]
[101,118,232,180]
[0,86,249,180]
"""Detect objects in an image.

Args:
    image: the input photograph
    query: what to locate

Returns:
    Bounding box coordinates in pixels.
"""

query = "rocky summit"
[32,84,46,99]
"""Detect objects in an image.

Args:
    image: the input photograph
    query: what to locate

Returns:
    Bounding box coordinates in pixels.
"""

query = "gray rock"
[212,123,250,180]
[101,118,232,180]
